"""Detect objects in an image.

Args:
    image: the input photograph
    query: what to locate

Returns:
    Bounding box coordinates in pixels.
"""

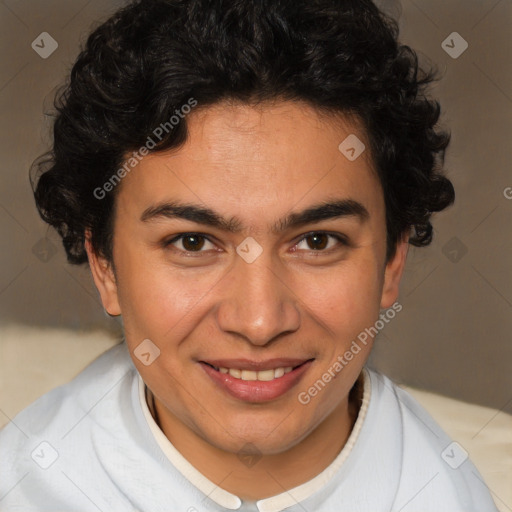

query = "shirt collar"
[138,369,371,511]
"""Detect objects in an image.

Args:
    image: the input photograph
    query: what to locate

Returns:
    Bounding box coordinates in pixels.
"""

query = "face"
[87,101,407,455]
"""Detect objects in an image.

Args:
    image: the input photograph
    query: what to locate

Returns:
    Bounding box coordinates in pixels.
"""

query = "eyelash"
[163,231,348,256]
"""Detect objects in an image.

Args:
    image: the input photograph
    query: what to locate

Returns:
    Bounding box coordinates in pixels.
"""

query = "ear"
[380,233,409,309]
[85,231,121,316]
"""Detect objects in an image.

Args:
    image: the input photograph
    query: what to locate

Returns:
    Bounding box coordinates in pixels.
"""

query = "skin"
[86,100,408,500]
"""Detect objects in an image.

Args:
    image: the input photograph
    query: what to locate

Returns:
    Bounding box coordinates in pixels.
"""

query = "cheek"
[300,259,383,337]
[114,248,223,343]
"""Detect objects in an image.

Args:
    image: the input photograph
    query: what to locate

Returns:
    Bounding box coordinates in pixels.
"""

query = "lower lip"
[200,361,313,402]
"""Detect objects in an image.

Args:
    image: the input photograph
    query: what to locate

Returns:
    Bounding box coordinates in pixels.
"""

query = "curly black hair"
[31,0,454,265]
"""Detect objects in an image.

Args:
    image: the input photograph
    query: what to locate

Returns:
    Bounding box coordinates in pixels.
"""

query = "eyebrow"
[140,198,369,234]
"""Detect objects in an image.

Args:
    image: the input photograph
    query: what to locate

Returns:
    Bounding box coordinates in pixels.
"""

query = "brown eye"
[165,233,216,253]
[294,232,347,253]
[181,234,206,251]
[305,233,329,250]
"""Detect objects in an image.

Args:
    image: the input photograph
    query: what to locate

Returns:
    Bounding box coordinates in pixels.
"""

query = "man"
[0,0,499,510]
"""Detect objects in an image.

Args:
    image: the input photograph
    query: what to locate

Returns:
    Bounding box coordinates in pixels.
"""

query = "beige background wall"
[0,0,510,410]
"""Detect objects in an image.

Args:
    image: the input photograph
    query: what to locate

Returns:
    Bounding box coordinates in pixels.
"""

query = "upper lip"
[200,358,313,371]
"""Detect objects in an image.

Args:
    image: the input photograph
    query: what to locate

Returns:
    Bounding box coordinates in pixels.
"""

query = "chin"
[204,412,311,455]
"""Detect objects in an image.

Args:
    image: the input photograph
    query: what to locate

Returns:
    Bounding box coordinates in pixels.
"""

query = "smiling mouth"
[200,358,315,402]
[202,360,313,382]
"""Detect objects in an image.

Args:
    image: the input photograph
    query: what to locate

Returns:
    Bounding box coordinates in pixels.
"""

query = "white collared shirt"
[138,369,370,512]
[0,343,499,511]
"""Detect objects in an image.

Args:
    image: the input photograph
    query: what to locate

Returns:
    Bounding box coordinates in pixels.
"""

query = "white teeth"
[229,368,241,378]
[241,370,258,381]
[274,367,285,378]
[218,366,297,381]
[256,369,275,381]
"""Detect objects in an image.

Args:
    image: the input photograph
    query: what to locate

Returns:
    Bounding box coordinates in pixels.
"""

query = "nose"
[216,251,301,346]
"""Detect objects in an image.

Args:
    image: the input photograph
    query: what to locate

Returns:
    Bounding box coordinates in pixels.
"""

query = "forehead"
[178,100,373,176]
[115,101,384,230]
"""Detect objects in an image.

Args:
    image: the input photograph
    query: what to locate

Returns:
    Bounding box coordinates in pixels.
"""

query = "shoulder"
[0,343,137,508]
[364,369,498,511]
[1,342,134,437]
